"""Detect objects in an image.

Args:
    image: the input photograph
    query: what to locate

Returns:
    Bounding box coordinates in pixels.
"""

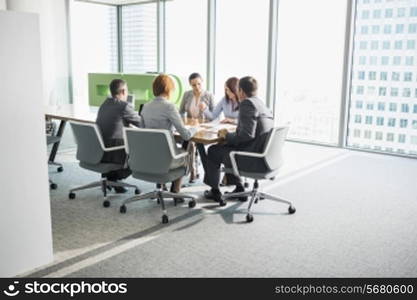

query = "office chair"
[120,127,197,224]
[46,135,63,189]
[68,121,140,207]
[222,126,296,223]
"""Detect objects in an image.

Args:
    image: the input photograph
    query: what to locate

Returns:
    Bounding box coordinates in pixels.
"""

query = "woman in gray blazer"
[179,73,215,182]
[140,74,197,194]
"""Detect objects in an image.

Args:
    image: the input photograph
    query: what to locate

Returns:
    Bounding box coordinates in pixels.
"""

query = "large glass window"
[347,0,417,155]
[275,0,348,144]
[165,0,207,86]
[70,1,118,105]
[215,0,269,100]
[122,3,157,73]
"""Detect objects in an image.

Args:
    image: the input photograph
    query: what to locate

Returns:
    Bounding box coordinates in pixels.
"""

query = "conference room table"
[45,104,236,163]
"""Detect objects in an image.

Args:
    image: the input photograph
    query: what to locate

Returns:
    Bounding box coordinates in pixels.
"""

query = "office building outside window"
[275,0,347,144]
[70,2,118,105]
[122,3,157,73]
[347,0,417,155]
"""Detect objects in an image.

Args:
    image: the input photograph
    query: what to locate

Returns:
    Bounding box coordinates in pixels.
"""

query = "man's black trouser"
[202,144,242,189]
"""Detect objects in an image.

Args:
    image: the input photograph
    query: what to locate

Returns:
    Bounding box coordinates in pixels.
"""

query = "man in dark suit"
[203,76,274,204]
[96,79,141,193]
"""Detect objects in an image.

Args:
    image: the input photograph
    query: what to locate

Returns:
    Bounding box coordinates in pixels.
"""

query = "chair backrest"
[70,121,105,165]
[263,126,289,171]
[124,128,175,175]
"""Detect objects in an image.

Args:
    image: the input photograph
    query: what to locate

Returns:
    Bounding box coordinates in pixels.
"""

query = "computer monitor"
[127,94,135,105]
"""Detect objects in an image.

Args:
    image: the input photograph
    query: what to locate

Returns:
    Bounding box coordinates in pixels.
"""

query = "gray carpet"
[40,151,417,277]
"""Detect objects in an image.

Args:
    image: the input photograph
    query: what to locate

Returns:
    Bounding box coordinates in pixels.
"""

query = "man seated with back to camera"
[96,79,141,193]
[203,76,274,205]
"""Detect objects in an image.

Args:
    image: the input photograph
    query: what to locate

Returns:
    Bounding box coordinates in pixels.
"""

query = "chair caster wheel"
[162,215,169,224]
[120,205,127,214]
[69,192,75,199]
[288,205,296,214]
[103,200,110,208]
[134,188,141,195]
[57,166,64,172]
[244,182,249,188]
[219,200,227,207]
[246,214,254,223]
[188,200,196,208]
[50,183,57,190]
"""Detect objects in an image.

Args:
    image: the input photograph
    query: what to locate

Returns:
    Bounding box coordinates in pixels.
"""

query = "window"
[217,0,268,99]
[357,86,365,94]
[390,87,399,96]
[359,41,368,49]
[395,24,404,33]
[378,102,385,111]
[376,116,384,126]
[276,0,347,144]
[371,25,380,34]
[409,23,417,33]
[401,103,409,113]
[393,56,401,65]
[361,25,369,34]
[403,88,411,97]
[404,72,413,81]
[379,87,386,96]
[365,115,373,124]
[411,7,417,17]
[394,40,402,49]
[354,129,361,137]
[391,72,400,81]
[413,120,417,128]
[122,3,157,73]
[70,2,118,105]
[358,71,365,80]
[375,131,383,140]
[397,7,406,17]
[371,40,379,49]
[414,104,417,113]
[387,133,394,142]
[407,40,415,49]
[381,56,389,65]
[388,118,396,127]
[364,130,372,139]
[362,10,370,19]
[389,102,397,112]
[405,56,414,65]
[383,24,392,34]
[373,9,381,18]
[355,114,362,123]
[380,72,388,80]
[166,0,207,83]
[398,134,406,143]
[385,8,393,18]
[369,71,376,80]
[382,40,390,49]
[359,56,367,64]
[356,100,364,109]
[400,119,408,128]
[366,102,374,110]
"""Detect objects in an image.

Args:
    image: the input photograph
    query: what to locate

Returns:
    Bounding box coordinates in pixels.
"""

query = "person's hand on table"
[220,118,236,124]
[217,128,228,141]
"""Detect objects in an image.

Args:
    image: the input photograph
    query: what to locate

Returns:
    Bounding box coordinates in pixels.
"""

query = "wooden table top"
[45,105,235,145]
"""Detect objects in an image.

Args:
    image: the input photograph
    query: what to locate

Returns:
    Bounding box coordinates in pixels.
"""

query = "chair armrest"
[103,145,125,152]
[229,151,265,177]
[173,151,188,160]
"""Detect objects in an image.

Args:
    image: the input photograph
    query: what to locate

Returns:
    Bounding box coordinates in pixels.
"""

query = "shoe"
[225,185,247,202]
[204,189,224,203]
[114,186,128,194]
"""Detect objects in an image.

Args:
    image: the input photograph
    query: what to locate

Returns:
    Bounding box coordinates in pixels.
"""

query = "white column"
[0,10,53,277]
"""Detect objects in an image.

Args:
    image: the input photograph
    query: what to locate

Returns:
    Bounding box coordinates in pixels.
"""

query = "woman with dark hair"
[204,77,240,124]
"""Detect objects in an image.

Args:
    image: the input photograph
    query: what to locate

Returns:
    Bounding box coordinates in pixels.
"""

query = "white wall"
[0,10,53,277]
[6,0,71,105]
[0,0,6,10]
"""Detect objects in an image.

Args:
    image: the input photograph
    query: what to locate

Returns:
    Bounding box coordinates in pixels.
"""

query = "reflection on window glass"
[122,3,157,73]
[215,0,269,100]
[70,2,117,104]
[347,0,417,156]
[166,0,207,86]
[275,0,347,144]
